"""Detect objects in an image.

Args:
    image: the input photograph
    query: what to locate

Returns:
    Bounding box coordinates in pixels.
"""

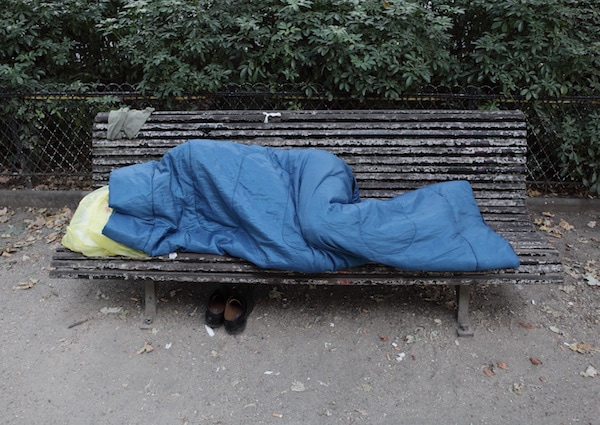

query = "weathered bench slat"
[95,109,528,122]
[51,110,562,336]
[95,115,526,126]
[51,246,561,274]
[51,249,561,272]
[94,136,527,149]
[94,129,526,142]
[50,257,561,288]
[93,147,527,164]
[95,120,527,136]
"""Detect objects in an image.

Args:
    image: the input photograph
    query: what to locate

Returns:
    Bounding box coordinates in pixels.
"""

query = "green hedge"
[2,0,598,98]
[1,0,599,192]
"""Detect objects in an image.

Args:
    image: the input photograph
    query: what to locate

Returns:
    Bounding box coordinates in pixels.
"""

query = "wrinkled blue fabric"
[103,140,520,272]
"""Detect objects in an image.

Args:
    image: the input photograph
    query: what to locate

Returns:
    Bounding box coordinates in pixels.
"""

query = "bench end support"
[141,280,157,329]
[456,284,474,337]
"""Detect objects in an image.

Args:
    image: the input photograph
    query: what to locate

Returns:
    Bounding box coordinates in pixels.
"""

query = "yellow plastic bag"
[62,186,147,258]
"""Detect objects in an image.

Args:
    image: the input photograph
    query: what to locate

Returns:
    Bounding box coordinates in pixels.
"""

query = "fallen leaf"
[559,285,575,294]
[290,381,306,392]
[100,307,123,315]
[558,220,574,231]
[580,365,598,378]
[268,288,283,300]
[512,383,524,395]
[16,280,37,290]
[46,232,60,243]
[548,325,563,335]
[483,366,495,377]
[405,334,418,344]
[497,361,508,370]
[569,342,597,355]
[541,225,564,238]
[2,248,15,256]
[530,356,543,366]
[584,273,600,287]
[15,277,39,289]
[379,335,389,342]
[25,216,46,230]
[542,211,555,217]
[519,322,536,329]
[562,265,581,279]
[137,342,154,354]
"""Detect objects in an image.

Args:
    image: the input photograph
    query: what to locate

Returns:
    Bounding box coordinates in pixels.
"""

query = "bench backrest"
[92,110,527,221]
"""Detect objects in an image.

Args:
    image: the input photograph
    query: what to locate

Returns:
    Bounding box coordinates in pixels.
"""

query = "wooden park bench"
[50,110,563,336]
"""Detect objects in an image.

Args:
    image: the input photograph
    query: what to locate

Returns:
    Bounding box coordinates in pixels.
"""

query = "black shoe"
[224,290,254,334]
[205,287,228,328]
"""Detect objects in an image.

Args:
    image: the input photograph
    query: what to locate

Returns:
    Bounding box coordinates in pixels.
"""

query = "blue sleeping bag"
[103,140,520,272]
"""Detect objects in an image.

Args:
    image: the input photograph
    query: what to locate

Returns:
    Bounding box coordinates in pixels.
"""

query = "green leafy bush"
[558,113,600,195]
[1,0,600,191]
[3,0,599,100]
[448,0,600,99]
[0,0,123,89]
[97,0,460,99]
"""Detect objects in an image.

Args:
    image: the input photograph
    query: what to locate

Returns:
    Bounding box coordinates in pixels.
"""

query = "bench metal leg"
[141,280,157,329]
[456,285,474,337]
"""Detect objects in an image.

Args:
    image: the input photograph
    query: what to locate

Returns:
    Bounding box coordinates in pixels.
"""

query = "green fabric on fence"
[107,107,154,140]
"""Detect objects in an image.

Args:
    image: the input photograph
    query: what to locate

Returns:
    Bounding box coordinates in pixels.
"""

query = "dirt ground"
[0,197,598,425]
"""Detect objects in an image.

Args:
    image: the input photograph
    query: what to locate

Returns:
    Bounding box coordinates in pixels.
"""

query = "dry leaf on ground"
[512,383,524,395]
[559,220,574,231]
[290,381,306,392]
[584,273,600,287]
[569,342,598,355]
[519,322,536,329]
[15,279,38,290]
[580,365,598,378]
[137,342,154,354]
[530,357,543,366]
[548,325,563,335]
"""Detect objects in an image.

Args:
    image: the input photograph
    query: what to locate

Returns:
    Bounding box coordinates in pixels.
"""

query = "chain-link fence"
[1,83,598,192]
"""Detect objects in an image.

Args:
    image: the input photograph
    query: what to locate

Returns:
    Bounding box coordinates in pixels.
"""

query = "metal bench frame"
[51,110,563,336]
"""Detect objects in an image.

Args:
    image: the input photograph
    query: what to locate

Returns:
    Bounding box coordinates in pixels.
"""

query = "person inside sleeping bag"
[101,139,520,273]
